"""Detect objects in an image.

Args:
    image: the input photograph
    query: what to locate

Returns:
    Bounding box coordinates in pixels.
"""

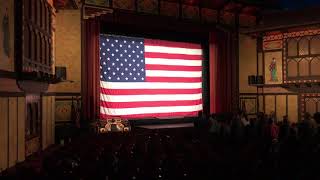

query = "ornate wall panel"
[288,95,298,123]
[283,29,320,83]
[263,40,282,51]
[287,60,298,77]
[265,95,275,115]
[113,0,135,11]
[160,1,179,18]
[310,57,320,76]
[55,99,73,122]
[298,37,309,56]
[301,94,320,120]
[201,8,217,23]
[306,98,317,116]
[276,95,287,122]
[310,35,320,54]
[240,92,298,123]
[298,58,309,77]
[42,96,55,149]
[263,34,283,42]
[287,38,298,57]
[0,97,26,170]
[239,97,257,115]
[16,0,53,74]
[138,0,158,14]
[25,94,41,150]
[182,5,200,20]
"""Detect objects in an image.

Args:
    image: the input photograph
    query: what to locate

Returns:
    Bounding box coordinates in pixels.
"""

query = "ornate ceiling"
[53,0,320,29]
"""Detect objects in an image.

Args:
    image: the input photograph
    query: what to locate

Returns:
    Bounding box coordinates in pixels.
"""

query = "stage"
[136,123,194,129]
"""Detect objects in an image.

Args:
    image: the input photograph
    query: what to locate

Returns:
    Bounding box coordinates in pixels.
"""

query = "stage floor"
[137,123,194,129]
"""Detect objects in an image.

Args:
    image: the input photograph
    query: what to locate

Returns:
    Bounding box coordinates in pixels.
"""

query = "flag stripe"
[100,111,199,119]
[100,88,202,95]
[145,58,201,66]
[146,77,201,83]
[146,70,201,77]
[145,45,202,55]
[100,100,202,108]
[145,64,202,71]
[101,104,203,115]
[101,81,202,89]
[145,52,202,60]
[144,39,202,49]
[100,93,202,102]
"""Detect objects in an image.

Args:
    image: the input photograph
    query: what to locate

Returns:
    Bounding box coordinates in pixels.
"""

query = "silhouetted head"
[304,112,311,121]
[268,118,274,125]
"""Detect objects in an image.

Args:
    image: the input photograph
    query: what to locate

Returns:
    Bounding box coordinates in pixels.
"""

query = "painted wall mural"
[269,58,279,82]
[55,97,81,123]
[55,100,72,122]
[264,51,283,85]
[240,98,257,115]
[0,0,14,71]
[2,5,10,57]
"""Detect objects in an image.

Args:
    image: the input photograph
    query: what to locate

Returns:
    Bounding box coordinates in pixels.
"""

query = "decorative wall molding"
[0,70,17,79]
[83,4,113,19]
[82,0,259,28]
[17,80,49,93]
[42,92,81,96]
[263,40,282,50]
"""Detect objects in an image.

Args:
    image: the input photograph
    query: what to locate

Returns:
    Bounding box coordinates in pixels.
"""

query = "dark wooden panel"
[15,0,53,75]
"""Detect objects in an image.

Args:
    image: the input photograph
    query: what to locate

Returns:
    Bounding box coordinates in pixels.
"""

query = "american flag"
[99,34,203,119]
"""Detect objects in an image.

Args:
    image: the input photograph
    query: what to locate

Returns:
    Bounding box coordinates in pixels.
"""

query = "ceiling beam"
[240,20,320,34]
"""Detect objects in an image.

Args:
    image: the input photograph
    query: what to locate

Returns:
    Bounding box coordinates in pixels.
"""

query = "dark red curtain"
[209,30,238,114]
[82,18,100,121]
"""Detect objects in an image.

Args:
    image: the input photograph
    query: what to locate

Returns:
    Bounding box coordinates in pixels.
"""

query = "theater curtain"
[209,30,238,114]
[82,18,100,121]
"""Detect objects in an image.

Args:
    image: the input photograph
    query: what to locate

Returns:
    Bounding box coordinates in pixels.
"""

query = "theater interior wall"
[239,34,298,123]
[0,0,55,172]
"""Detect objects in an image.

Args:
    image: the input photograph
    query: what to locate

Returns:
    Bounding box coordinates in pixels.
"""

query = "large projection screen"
[99,34,203,119]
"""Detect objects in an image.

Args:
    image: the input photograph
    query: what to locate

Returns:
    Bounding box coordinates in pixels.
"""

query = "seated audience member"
[270,111,277,124]
[314,112,320,135]
[279,116,290,141]
[240,112,250,127]
[264,118,279,143]
[209,115,220,135]
[231,112,244,140]
[270,119,279,142]
[256,112,266,138]
[300,113,317,139]
[240,111,250,138]
[314,112,320,125]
